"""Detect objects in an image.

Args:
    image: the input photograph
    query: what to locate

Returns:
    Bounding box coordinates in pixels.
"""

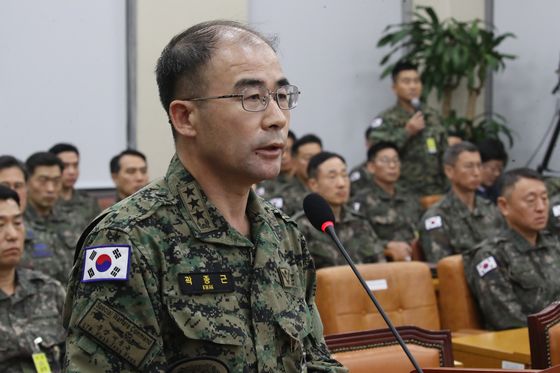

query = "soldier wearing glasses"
[63,20,346,372]
[419,142,504,263]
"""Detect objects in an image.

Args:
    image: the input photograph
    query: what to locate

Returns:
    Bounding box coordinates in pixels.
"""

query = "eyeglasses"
[182,84,300,112]
[375,157,400,166]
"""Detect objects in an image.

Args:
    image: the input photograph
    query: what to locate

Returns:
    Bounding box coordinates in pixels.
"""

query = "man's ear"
[444,164,454,180]
[169,100,198,137]
[366,161,376,175]
[497,195,509,217]
[308,178,319,193]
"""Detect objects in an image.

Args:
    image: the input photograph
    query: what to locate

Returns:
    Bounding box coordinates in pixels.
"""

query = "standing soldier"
[368,61,447,197]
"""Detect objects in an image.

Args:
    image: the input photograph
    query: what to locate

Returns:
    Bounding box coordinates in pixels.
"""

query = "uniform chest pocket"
[165,294,247,346]
[510,268,541,290]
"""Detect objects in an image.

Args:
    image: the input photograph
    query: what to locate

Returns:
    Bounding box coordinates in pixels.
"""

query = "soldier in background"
[0,185,66,372]
[464,168,560,330]
[295,152,385,269]
[269,133,322,215]
[50,143,100,245]
[476,138,508,204]
[255,129,296,198]
[349,126,375,196]
[352,141,422,261]
[109,149,149,202]
[63,20,345,372]
[368,61,447,196]
[419,142,503,263]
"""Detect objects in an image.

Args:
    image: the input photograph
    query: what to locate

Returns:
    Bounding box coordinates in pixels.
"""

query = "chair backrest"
[325,325,453,373]
[528,301,560,369]
[420,194,443,210]
[315,262,440,335]
[436,255,483,332]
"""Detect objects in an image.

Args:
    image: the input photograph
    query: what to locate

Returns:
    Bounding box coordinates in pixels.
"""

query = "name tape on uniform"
[425,216,442,230]
[178,272,234,295]
[476,256,498,277]
[82,245,131,283]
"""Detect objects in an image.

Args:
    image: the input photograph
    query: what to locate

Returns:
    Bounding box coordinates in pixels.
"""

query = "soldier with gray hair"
[63,20,346,372]
[464,168,560,330]
[419,142,503,262]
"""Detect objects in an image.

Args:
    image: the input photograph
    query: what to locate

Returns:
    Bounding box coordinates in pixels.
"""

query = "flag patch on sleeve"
[553,204,560,217]
[425,216,442,230]
[476,256,498,277]
[82,245,131,283]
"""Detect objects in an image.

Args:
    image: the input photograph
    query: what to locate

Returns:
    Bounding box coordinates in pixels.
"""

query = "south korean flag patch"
[82,245,131,283]
[424,216,442,231]
[476,256,498,277]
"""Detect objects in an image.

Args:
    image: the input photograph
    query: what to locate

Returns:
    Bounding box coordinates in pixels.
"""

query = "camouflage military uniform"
[63,155,346,372]
[19,220,73,286]
[351,182,422,248]
[419,192,503,263]
[368,105,448,196]
[545,176,560,199]
[267,177,310,217]
[294,205,386,269]
[463,228,560,330]
[255,171,293,200]
[349,161,373,197]
[0,268,66,372]
[548,193,560,235]
[54,189,101,246]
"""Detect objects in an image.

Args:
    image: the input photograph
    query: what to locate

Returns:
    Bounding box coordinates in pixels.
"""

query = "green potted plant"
[377,6,516,144]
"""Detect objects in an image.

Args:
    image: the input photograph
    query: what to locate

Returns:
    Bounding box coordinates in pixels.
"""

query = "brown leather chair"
[326,326,453,373]
[528,301,560,369]
[316,262,440,335]
[436,255,484,333]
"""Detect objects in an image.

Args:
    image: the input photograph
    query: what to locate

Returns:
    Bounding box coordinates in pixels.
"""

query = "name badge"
[426,137,437,154]
[178,272,234,294]
[32,352,52,373]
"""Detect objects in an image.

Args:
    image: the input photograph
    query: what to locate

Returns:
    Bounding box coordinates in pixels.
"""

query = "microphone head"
[303,193,335,232]
[410,97,421,111]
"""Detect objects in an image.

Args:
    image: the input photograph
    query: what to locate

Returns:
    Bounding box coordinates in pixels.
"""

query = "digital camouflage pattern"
[267,177,310,217]
[351,182,422,248]
[19,220,73,286]
[419,192,504,263]
[368,105,448,196]
[63,155,346,373]
[54,189,101,247]
[349,161,373,197]
[0,268,66,373]
[255,171,294,200]
[294,206,386,269]
[463,228,560,330]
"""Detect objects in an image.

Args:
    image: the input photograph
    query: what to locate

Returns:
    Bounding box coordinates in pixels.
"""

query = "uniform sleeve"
[358,222,387,264]
[464,248,526,330]
[63,228,165,372]
[418,211,453,263]
[368,116,409,149]
[300,236,349,372]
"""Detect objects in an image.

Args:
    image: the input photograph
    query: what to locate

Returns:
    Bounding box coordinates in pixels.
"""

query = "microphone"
[410,97,421,112]
[303,193,424,373]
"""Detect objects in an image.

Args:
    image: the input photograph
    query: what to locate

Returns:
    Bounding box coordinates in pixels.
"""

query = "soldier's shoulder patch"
[268,197,284,209]
[353,202,361,212]
[553,204,560,217]
[370,117,383,129]
[424,215,442,230]
[476,256,498,277]
[82,245,131,283]
[350,170,361,182]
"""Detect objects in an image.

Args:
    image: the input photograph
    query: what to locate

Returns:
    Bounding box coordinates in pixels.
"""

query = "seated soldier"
[268,134,322,215]
[349,125,375,196]
[352,141,423,261]
[255,130,296,198]
[0,185,66,372]
[110,149,149,202]
[419,142,503,263]
[294,152,385,269]
[464,168,560,330]
[476,138,508,204]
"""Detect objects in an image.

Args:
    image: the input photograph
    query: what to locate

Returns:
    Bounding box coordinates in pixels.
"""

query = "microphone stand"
[324,225,424,373]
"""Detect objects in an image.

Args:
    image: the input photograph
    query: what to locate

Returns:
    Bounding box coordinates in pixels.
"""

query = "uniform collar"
[371,180,405,202]
[506,227,551,253]
[164,155,282,247]
[447,190,484,217]
[0,268,38,302]
[24,204,64,225]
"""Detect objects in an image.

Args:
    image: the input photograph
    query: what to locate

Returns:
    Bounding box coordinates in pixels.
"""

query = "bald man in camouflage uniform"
[368,61,447,196]
[0,185,66,373]
[464,168,560,330]
[63,21,345,372]
[419,142,503,263]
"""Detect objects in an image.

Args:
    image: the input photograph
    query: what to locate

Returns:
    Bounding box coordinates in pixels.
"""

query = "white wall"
[0,0,127,188]
[493,0,560,173]
[249,0,402,168]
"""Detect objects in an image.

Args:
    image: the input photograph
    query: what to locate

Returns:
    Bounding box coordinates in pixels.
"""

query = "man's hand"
[405,111,425,136]
[384,241,412,261]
